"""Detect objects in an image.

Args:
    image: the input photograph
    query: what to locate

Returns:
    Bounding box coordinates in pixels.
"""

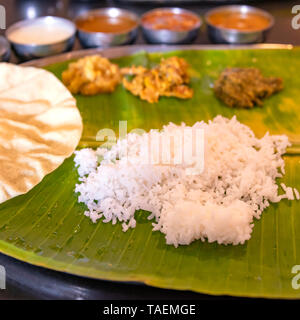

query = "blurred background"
[0,0,298,58]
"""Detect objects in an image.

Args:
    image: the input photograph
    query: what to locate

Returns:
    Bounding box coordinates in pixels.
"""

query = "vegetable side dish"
[122,56,193,103]
[214,67,283,108]
[62,55,121,95]
[61,55,283,108]
[62,55,194,103]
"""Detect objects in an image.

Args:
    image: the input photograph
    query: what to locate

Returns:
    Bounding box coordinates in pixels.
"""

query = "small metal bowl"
[141,8,201,44]
[6,16,76,61]
[0,36,10,62]
[75,8,139,48]
[205,5,274,44]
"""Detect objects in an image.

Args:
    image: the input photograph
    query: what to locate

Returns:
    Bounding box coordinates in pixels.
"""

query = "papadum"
[0,63,83,203]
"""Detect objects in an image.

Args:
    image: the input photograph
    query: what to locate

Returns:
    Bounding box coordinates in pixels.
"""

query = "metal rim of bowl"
[74,7,139,36]
[204,5,274,34]
[5,16,76,47]
[141,7,202,32]
[0,36,10,61]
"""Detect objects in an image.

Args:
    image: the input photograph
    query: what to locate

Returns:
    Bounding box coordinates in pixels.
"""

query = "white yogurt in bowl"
[8,20,75,45]
[6,16,76,60]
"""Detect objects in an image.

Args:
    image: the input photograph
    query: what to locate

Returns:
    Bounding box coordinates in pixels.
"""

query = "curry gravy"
[208,11,271,32]
[76,15,137,33]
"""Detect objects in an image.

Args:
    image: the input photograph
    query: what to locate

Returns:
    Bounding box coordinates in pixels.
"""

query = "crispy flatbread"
[0,63,83,203]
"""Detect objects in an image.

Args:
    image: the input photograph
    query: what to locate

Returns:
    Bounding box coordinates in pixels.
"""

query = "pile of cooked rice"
[74,116,298,247]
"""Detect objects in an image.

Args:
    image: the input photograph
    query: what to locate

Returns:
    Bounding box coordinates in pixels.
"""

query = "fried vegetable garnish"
[121,56,194,103]
[62,55,121,95]
[214,67,283,108]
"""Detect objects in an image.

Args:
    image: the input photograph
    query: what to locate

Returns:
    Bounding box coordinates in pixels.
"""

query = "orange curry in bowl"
[76,14,138,33]
[142,10,201,32]
[207,10,271,32]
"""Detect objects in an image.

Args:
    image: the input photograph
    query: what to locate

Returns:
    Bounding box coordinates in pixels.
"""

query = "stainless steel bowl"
[6,16,76,61]
[75,8,139,48]
[141,8,201,44]
[205,5,274,44]
[0,36,10,62]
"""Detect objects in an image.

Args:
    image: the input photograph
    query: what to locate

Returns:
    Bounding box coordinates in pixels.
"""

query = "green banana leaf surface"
[1,48,300,298]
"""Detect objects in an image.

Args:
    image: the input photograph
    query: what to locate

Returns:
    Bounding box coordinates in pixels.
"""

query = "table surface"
[0,0,299,300]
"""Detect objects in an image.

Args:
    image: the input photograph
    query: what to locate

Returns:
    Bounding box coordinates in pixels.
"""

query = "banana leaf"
[1,48,300,298]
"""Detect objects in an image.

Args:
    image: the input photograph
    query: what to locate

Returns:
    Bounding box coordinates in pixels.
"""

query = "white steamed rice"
[74,116,297,247]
